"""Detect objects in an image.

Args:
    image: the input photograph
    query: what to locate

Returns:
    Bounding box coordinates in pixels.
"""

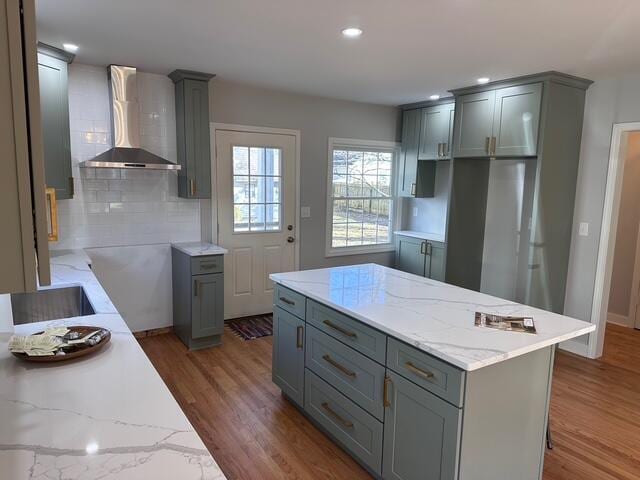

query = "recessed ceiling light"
[477,77,490,84]
[63,43,79,53]
[341,27,363,38]
[429,94,440,100]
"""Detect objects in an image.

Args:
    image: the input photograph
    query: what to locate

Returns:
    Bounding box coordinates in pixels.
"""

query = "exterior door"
[216,129,297,318]
[453,90,495,158]
[492,83,542,157]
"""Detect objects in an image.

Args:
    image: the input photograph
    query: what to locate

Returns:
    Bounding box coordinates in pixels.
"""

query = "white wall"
[402,162,450,236]
[52,64,201,250]
[607,132,640,324]
[564,71,640,345]
[210,79,401,270]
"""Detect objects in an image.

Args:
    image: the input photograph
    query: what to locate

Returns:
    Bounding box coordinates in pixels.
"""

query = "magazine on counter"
[474,311,537,334]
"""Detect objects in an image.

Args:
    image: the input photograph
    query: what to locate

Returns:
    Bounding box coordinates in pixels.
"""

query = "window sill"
[325,244,395,258]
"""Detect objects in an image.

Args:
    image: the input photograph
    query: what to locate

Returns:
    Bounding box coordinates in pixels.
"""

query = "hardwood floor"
[139,322,640,480]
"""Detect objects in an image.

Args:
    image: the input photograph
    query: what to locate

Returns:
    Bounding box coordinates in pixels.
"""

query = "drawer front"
[387,338,465,407]
[306,325,386,420]
[306,299,387,364]
[274,284,306,319]
[305,369,383,475]
[191,255,223,275]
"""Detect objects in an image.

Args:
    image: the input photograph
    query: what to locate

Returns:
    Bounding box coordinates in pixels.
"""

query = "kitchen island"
[270,264,595,480]
[0,250,226,479]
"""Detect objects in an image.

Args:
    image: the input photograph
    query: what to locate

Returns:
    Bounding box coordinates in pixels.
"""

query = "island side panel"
[458,346,554,480]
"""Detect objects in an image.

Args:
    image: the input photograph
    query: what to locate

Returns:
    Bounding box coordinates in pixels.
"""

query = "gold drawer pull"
[279,296,295,306]
[383,375,392,408]
[296,326,304,349]
[322,354,356,378]
[405,361,434,380]
[321,402,354,428]
[45,187,58,242]
[322,320,357,339]
[200,263,217,270]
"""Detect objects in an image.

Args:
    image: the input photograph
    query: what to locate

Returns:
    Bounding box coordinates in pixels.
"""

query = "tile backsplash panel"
[52,64,200,250]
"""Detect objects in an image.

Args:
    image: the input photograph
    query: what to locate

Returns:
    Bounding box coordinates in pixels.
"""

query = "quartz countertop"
[394,230,446,243]
[0,250,226,479]
[270,264,595,371]
[172,242,228,257]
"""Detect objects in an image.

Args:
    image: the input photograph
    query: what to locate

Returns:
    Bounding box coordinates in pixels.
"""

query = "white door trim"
[630,221,640,329]
[210,122,301,271]
[588,122,640,358]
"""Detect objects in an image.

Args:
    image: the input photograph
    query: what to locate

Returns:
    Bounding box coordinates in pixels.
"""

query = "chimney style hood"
[80,65,180,170]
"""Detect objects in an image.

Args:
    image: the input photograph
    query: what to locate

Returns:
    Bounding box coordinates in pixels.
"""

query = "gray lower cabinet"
[37,43,74,200]
[169,69,215,199]
[382,371,461,480]
[395,235,446,281]
[272,306,305,407]
[172,247,224,350]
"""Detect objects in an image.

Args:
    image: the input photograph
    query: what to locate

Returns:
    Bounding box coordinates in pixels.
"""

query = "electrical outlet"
[412,207,418,217]
[579,222,589,237]
[301,206,311,218]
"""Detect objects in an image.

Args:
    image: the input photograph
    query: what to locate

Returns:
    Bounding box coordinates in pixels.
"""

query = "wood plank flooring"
[139,322,640,480]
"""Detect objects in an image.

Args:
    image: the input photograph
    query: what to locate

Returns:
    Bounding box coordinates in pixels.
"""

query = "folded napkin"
[9,327,70,356]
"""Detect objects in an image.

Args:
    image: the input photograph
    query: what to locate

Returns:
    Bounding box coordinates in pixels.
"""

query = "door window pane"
[233,146,282,232]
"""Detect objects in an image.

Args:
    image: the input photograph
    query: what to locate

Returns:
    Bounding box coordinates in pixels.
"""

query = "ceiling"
[36,0,640,106]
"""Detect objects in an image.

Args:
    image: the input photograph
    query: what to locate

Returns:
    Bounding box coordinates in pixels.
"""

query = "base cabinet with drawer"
[172,247,224,350]
[272,284,555,480]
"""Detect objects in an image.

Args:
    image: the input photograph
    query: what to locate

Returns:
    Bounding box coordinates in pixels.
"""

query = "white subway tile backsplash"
[51,64,201,251]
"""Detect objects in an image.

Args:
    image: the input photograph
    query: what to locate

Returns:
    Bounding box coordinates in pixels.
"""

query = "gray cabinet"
[37,43,74,200]
[0,0,51,294]
[418,103,455,161]
[382,371,461,480]
[395,235,446,280]
[169,70,215,199]
[398,109,420,197]
[273,306,305,407]
[172,247,224,349]
[453,83,542,158]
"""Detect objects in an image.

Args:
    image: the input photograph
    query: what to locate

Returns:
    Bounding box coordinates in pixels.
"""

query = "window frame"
[325,137,400,257]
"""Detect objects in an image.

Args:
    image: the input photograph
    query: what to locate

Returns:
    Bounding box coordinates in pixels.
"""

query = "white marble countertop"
[0,250,226,479]
[172,242,228,257]
[270,264,595,371]
[394,230,446,243]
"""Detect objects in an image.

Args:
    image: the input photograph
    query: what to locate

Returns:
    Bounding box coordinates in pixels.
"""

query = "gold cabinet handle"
[322,354,356,378]
[189,178,196,196]
[200,263,217,270]
[45,187,58,242]
[405,361,435,380]
[426,242,433,256]
[420,241,426,255]
[296,326,304,349]
[193,279,199,297]
[383,375,392,408]
[279,296,295,306]
[437,142,442,157]
[321,402,354,428]
[410,183,416,196]
[443,142,449,156]
[490,136,497,156]
[322,319,357,339]
[485,136,491,155]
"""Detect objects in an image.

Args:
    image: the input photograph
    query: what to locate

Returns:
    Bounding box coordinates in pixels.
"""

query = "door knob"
[287,236,295,243]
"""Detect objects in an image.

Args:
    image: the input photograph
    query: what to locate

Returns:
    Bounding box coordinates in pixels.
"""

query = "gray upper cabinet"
[192,273,224,339]
[382,371,461,480]
[398,109,421,197]
[37,43,74,200]
[272,306,305,407]
[170,70,215,199]
[492,83,542,157]
[452,90,495,158]
[418,103,455,161]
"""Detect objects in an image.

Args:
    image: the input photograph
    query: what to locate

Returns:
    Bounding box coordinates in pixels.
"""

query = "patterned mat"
[226,314,273,340]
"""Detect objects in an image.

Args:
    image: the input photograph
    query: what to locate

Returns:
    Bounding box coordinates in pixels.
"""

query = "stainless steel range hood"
[80,65,180,170]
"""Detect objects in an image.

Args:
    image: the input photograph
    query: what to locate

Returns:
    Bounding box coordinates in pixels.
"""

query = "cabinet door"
[382,371,461,480]
[38,52,73,199]
[492,83,542,157]
[452,90,495,158]
[418,104,451,161]
[272,306,305,407]
[444,103,455,159]
[395,236,427,276]
[191,273,224,338]
[398,109,421,197]
[427,242,446,282]
[184,79,211,198]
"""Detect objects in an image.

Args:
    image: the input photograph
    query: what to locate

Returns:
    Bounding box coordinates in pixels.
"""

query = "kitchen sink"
[10,286,96,325]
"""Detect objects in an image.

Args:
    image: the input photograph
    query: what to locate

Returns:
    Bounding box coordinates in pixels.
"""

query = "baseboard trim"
[559,338,590,357]
[607,312,631,328]
[133,326,173,339]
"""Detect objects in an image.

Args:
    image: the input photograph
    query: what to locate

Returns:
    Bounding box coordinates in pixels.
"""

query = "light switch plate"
[301,206,311,218]
[579,222,589,236]
[412,207,418,217]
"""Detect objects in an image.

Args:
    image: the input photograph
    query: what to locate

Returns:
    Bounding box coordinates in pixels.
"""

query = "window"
[232,146,281,232]
[326,138,398,256]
